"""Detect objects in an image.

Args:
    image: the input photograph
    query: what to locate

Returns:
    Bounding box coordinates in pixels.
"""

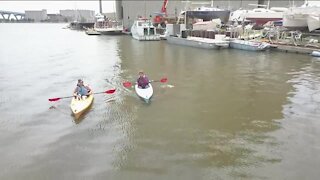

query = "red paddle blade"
[105,89,116,94]
[48,98,61,102]
[160,78,168,83]
[123,82,132,87]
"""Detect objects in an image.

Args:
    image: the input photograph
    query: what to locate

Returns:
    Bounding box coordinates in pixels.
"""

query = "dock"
[270,44,320,54]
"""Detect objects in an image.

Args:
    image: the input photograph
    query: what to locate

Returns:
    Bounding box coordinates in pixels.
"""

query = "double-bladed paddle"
[123,77,168,88]
[48,89,116,102]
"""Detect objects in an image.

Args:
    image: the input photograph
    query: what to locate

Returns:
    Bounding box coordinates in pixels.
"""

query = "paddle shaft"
[123,77,167,88]
[49,89,116,101]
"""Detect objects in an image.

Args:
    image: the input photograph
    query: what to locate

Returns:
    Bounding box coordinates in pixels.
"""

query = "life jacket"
[77,85,88,96]
[137,76,149,88]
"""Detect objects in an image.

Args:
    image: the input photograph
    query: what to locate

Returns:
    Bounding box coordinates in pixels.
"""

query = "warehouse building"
[115,0,305,29]
[25,9,47,22]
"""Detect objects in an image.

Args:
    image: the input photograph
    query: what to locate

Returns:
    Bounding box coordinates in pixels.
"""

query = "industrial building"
[59,10,95,23]
[25,9,47,22]
[116,0,306,29]
[47,14,66,22]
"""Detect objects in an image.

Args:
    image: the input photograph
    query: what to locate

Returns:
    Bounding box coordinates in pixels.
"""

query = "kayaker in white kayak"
[73,79,91,99]
[137,71,150,89]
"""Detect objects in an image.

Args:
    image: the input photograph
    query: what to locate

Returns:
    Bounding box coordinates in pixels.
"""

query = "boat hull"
[132,34,161,41]
[186,10,230,24]
[245,17,282,25]
[230,40,270,51]
[85,29,101,35]
[167,36,228,49]
[70,94,94,119]
[69,22,95,30]
[307,15,320,32]
[95,28,123,35]
[135,84,153,102]
[283,14,308,30]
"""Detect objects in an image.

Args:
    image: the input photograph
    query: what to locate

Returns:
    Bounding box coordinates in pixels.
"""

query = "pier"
[270,44,320,54]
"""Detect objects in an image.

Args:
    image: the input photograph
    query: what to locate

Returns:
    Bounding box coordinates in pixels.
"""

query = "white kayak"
[135,83,153,102]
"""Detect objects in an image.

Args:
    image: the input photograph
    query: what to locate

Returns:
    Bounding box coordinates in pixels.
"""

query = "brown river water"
[0,23,320,179]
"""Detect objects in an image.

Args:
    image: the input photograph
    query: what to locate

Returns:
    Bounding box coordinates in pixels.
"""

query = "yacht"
[94,15,123,35]
[131,18,160,41]
[245,7,287,25]
[229,2,288,25]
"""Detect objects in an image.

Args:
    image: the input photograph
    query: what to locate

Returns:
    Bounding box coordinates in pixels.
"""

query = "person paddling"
[137,71,150,89]
[74,79,91,99]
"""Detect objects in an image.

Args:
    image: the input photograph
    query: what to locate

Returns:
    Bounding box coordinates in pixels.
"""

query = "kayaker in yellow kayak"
[137,71,150,89]
[73,79,91,99]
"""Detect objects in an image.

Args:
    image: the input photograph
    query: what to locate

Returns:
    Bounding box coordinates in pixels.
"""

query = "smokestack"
[99,0,103,14]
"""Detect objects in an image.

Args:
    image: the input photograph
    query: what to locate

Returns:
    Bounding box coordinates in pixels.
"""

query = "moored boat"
[94,18,124,35]
[131,18,160,41]
[245,7,287,25]
[307,14,320,32]
[85,28,101,35]
[167,35,229,49]
[229,39,270,51]
[283,1,320,31]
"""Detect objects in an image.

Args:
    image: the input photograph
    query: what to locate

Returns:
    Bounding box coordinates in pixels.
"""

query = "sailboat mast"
[144,0,146,18]
[99,0,103,14]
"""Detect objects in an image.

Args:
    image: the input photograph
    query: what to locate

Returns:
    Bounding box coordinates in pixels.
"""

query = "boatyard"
[76,0,320,56]
[1,0,320,179]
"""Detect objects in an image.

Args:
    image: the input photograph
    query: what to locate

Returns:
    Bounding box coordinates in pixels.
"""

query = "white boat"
[307,14,320,32]
[130,18,161,41]
[230,3,287,25]
[85,28,101,35]
[135,83,153,102]
[283,1,320,31]
[311,51,320,57]
[229,39,270,51]
[192,18,222,31]
[245,8,287,25]
[229,9,249,23]
[191,6,231,24]
[94,18,123,35]
[167,36,229,49]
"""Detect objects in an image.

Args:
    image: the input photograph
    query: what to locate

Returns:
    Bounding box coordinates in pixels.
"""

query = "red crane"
[153,0,168,27]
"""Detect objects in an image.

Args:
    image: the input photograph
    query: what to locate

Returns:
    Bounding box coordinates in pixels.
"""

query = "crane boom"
[161,0,168,16]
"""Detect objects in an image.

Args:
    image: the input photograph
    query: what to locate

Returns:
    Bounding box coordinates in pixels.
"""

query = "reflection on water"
[0,24,319,179]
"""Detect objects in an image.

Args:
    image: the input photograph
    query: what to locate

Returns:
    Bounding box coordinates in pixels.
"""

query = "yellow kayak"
[70,93,94,119]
